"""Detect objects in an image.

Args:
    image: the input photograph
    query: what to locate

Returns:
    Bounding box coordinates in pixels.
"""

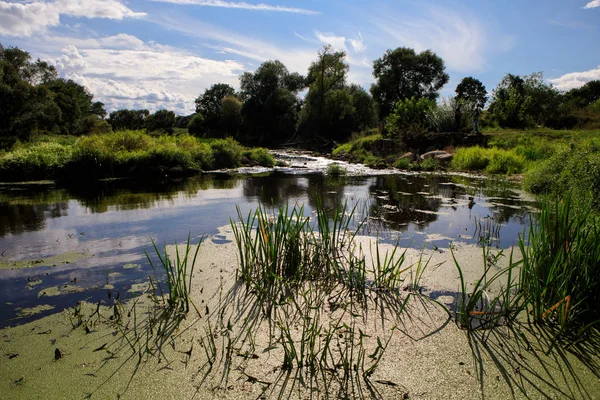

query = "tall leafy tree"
[455,77,488,107]
[239,60,305,145]
[371,47,449,120]
[145,109,175,134]
[108,109,149,131]
[299,47,376,144]
[488,72,559,128]
[220,95,242,137]
[194,83,235,135]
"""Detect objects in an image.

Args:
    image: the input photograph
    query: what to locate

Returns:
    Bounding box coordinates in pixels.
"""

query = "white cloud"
[349,33,366,53]
[151,0,318,14]
[0,0,145,37]
[49,40,245,114]
[548,66,600,91]
[583,0,600,9]
[147,14,317,74]
[372,6,511,73]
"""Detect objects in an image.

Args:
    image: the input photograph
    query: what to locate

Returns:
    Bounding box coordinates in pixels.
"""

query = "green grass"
[0,131,275,182]
[325,162,347,176]
[451,146,526,174]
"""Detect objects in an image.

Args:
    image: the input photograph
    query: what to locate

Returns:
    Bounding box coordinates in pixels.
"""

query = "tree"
[371,47,449,120]
[90,101,107,119]
[145,109,175,134]
[455,77,488,107]
[298,48,376,144]
[220,95,242,137]
[565,80,600,108]
[108,109,150,131]
[187,113,204,136]
[240,60,305,145]
[488,72,560,128]
[194,83,235,135]
[43,78,94,135]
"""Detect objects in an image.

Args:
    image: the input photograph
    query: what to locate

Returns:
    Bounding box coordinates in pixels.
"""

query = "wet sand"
[1,227,598,399]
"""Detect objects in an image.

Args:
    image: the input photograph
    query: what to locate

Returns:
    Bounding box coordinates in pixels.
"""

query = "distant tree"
[488,72,559,128]
[90,101,107,119]
[175,114,194,129]
[187,113,204,136]
[240,60,305,145]
[564,80,600,108]
[455,77,488,107]
[194,83,235,135]
[371,47,449,120]
[299,47,377,144]
[220,95,242,137]
[145,109,175,134]
[108,109,149,131]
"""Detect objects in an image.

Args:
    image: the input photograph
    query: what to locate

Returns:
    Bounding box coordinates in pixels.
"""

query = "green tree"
[90,101,107,119]
[240,60,304,145]
[220,95,242,137]
[299,48,376,144]
[43,78,94,135]
[145,109,175,134]
[371,47,449,120]
[455,77,488,107]
[108,109,149,131]
[488,72,560,128]
[194,83,235,135]
[187,113,204,136]
[564,80,600,108]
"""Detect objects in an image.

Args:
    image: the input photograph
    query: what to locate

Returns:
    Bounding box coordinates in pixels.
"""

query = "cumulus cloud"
[50,40,245,113]
[583,0,600,9]
[548,66,600,91]
[372,6,511,73]
[151,0,318,14]
[0,0,145,37]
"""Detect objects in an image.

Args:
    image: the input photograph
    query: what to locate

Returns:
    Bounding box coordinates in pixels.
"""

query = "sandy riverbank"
[1,226,598,399]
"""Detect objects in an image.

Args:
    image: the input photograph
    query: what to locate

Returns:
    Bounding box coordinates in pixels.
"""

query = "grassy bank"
[0,130,274,182]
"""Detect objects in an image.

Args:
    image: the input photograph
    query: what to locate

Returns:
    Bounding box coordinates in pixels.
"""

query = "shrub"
[385,97,434,143]
[394,158,410,170]
[210,137,243,169]
[325,163,346,176]
[244,147,275,167]
[0,142,73,181]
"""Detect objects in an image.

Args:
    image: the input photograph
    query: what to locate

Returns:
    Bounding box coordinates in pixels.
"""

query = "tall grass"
[451,146,526,174]
[519,197,600,333]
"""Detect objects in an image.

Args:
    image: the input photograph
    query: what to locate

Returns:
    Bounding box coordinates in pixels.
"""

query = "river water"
[0,152,537,327]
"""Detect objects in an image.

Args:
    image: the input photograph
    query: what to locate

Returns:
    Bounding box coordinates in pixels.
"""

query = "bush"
[244,147,275,167]
[210,137,243,169]
[0,142,73,181]
[385,97,435,141]
[325,163,346,176]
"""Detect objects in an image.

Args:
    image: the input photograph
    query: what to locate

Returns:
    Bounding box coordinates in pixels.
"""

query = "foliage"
[455,77,488,107]
[194,83,236,136]
[385,97,435,144]
[108,109,150,131]
[451,146,526,174]
[371,47,449,120]
[243,147,274,167]
[209,137,243,169]
[488,72,560,129]
[186,113,204,136]
[524,139,600,211]
[239,60,304,145]
[519,197,600,331]
[220,95,243,138]
[426,97,460,133]
[325,162,346,176]
[145,109,176,134]
[0,131,277,181]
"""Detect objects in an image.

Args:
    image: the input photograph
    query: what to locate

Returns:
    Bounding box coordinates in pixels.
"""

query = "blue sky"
[1,0,599,114]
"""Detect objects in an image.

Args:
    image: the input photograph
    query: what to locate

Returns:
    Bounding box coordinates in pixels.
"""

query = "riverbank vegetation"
[0,130,274,182]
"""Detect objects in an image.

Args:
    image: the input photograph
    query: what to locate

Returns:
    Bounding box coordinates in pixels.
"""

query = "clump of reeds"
[519,197,600,333]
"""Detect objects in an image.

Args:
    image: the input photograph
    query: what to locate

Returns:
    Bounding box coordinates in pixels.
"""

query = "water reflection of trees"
[0,175,242,236]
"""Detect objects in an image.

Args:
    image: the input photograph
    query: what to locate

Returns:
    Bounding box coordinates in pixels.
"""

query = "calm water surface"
[0,171,537,327]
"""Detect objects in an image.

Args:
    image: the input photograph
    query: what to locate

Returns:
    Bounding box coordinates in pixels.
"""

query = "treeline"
[2,41,599,151]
